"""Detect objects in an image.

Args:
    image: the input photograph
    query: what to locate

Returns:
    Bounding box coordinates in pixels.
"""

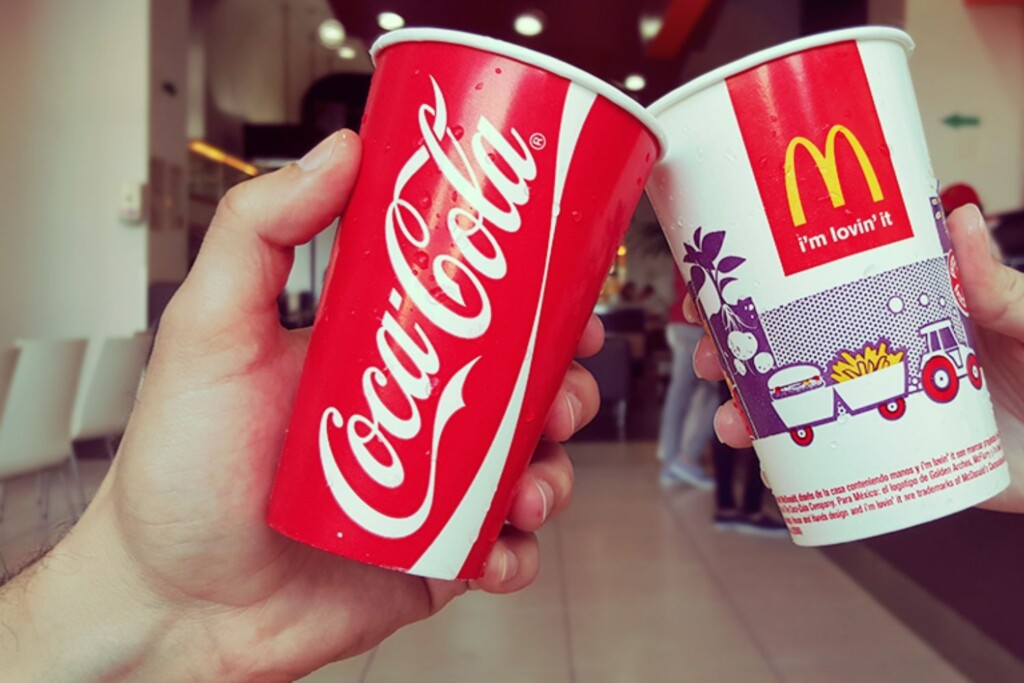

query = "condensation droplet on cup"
[418,194,431,209]
[414,69,421,76]
[474,82,484,91]
[571,209,582,223]
[636,176,644,187]
[837,413,850,424]
[645,152,652,163]
[770,115,778,123]
[758,157,769,169]
[450,190,459,202]
[429,376,440,389]
[412,250,430,270]
[452,125,465,140]
[495,67,503,75]
[553,204,562,218]
[829,441,838,450]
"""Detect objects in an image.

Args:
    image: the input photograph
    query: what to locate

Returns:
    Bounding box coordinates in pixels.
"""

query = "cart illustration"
[769,317,984,446]
[768,361,908,446]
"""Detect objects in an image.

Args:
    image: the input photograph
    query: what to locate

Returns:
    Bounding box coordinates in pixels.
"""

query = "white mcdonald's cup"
[645,28,1009,546]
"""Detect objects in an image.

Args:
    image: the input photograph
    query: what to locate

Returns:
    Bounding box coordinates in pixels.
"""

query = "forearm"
[0,503,211,682]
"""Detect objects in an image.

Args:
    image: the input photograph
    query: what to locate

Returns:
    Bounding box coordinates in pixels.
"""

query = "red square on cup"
[727,41,914,276]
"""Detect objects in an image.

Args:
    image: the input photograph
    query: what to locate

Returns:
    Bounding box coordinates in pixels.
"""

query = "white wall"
[903,0,1024,214]
[0,0,150,349]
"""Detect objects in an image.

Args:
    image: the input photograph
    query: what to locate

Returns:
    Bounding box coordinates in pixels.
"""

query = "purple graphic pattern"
[762,256,968,408]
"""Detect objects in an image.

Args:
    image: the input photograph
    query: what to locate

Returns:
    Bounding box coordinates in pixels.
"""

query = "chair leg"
[67,453,87,512]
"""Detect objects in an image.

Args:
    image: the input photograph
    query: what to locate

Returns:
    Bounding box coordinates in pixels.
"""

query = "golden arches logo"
[784,125,884,226]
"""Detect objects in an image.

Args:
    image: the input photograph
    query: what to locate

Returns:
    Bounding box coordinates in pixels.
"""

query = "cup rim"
[371,28,667,158]
[648,27,915,118]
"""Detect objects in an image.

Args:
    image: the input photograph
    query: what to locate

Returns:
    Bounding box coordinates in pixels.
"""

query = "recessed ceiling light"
[639,14,663,41]
[377,11,405,31]
[624,74,646,92]
[514,11,545,37]
[338,45,358,60]
[318,19,345,49]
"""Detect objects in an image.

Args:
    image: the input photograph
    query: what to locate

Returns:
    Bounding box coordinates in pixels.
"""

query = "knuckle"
[213,181,256,227]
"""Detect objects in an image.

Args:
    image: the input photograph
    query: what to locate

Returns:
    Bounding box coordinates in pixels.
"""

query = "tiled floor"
[0,444,969,683]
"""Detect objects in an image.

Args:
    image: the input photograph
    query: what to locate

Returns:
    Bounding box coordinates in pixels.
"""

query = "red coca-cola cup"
[267,29,664,580]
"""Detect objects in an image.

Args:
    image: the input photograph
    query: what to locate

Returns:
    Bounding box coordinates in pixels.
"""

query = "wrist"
[0,495,222,682]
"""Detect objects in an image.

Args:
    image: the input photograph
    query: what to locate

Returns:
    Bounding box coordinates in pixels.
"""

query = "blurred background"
[1,1,1023,681]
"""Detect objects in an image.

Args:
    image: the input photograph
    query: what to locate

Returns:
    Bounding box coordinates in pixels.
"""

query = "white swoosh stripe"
[410,83,598,578]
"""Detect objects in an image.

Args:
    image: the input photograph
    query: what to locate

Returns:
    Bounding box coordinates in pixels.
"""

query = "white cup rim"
[371,28,667,159]
[648,27,915,118]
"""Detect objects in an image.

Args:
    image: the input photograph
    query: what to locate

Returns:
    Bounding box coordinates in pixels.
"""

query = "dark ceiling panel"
[326,0,693,105]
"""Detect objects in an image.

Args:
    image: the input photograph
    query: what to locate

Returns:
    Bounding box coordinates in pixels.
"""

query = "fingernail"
[713,408,729,443]
[500,548,519,583]
[297,132,338,172]
[565,392,583,430]
[965,203,986,233]
[682,296,699,324]
[536,479,554,522]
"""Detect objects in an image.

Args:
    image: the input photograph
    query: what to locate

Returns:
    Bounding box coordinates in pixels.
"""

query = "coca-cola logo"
[319,76,539,539]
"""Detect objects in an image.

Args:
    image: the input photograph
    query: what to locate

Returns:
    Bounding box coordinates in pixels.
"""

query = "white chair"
[71,333,153,458]
[0,339,88,523]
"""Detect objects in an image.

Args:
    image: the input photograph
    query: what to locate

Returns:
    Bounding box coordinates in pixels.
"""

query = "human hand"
[1,130,601,682]
[686,205,1024,513]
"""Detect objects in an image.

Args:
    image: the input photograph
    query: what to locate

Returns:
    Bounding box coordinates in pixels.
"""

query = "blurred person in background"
[658,268,715,488]
[708,382,787,536]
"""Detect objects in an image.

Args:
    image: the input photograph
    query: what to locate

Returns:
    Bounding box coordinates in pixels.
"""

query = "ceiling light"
[189,140,259,177]
[318,19,346,49]
[514,11,545,37]
[338,45,358,60]
[639,14,663,41]
[377,11,405,31]
[624,74,646,92]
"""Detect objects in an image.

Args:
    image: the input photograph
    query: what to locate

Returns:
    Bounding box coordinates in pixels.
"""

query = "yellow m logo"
[784,125,884,226]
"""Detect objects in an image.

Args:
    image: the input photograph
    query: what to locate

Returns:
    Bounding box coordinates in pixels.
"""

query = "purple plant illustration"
[682,227,748,331]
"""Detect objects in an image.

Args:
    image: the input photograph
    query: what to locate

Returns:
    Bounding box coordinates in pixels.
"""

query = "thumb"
[948,204,1024,341]
[165,130,361,340]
